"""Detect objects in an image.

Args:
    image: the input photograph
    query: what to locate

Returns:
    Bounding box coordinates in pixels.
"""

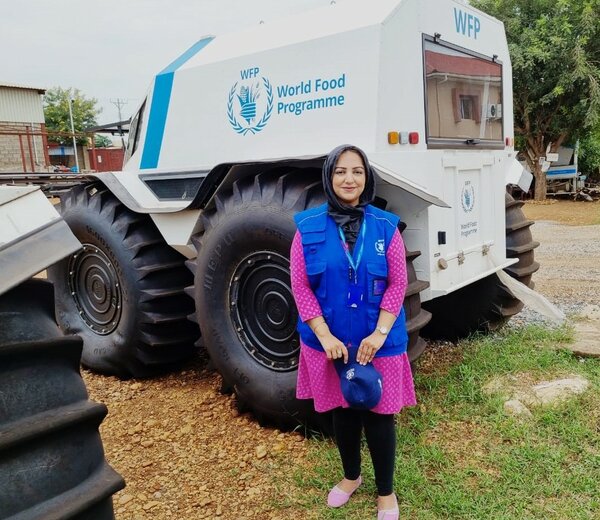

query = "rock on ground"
[569,320,600,358]
[484,373,590,417]
[527,376,590,406]
[504,400,533,418]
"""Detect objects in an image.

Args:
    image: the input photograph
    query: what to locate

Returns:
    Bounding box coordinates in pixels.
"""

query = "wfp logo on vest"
[461,181,475,213]
[375,239,385,255]
[227,67,273,135]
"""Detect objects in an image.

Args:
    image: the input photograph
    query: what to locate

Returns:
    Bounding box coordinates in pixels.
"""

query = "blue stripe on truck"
[140,37,214,170]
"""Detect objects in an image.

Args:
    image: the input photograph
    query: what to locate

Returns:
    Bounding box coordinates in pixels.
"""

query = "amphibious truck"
[40,0,537,424]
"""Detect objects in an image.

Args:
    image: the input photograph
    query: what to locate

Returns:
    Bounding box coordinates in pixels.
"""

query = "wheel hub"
[68,244,122,335]
[230,252,299,371]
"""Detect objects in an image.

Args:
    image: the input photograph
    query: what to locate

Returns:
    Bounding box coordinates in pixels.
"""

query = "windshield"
[124,99,146,164]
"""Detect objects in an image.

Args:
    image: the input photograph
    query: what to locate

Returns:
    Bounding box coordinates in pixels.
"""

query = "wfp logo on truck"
[227,67,273,135]
[227,67,348,135]
[454,8,481,40]
[461,181,475,213]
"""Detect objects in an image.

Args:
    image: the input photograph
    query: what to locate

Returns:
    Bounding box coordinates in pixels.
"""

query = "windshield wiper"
[465,139,480,145]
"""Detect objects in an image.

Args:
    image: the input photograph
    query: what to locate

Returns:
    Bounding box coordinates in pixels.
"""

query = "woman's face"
[332,150,366,207]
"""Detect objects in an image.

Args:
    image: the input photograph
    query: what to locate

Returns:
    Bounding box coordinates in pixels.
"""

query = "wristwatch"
[376,326,389,335]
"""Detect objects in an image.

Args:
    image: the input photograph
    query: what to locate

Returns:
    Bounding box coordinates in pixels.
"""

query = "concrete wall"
[0,122,47,173]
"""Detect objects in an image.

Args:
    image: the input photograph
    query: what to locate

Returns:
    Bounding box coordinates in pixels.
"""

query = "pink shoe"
[377,508,399,520]
[326,476,362,507]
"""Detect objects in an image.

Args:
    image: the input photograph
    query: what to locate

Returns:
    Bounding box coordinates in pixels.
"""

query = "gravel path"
[511,221,600,325]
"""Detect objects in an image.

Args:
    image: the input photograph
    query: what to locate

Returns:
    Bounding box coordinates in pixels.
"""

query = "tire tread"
[187,171,430,426]
[49,183,199,377]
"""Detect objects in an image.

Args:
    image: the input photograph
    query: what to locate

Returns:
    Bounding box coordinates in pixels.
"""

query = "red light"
[505,137,514,147]
[409,132,419,144]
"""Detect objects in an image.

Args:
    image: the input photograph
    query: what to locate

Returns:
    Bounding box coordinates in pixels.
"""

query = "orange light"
[387,131,399,145]
[409,132,419,144]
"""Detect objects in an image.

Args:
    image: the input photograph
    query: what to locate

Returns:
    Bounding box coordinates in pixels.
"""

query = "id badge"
[347,285,364,308]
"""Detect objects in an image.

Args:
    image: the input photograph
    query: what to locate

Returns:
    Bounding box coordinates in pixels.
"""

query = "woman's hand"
[320,333,349,363]
[307,316,348,363]
[357,332,386,365]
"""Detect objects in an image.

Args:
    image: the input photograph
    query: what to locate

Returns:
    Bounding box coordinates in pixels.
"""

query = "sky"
[2,0,338,125]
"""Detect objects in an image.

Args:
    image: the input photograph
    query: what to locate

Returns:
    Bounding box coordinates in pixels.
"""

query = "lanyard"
[338,220,366,284]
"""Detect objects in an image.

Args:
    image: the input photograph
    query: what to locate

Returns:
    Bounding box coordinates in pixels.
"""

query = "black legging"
[332,407,396,496]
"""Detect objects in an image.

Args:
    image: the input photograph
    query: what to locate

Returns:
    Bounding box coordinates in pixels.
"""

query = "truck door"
[423,35,507,286]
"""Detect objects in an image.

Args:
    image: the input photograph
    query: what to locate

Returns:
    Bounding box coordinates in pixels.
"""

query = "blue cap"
[335,348,383,410]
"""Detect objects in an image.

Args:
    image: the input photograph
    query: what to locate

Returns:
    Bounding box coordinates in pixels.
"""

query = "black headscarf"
[322,144,376,251]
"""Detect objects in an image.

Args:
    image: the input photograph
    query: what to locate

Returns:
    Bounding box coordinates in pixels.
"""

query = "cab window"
[125,99,146,162]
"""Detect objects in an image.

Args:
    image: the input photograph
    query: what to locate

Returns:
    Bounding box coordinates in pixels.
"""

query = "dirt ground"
[522,198,600,226]
[83,359,310,520]
[84,199,598,520]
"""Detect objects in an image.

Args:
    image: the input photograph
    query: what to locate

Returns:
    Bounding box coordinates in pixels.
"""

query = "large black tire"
[187,172,430,426]
[422,192,539,340]
[0,279,125,520]
[47,184,199,377]
[405,248,432,362]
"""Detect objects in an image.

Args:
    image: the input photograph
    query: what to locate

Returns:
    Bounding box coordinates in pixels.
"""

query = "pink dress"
[290,228,417,414]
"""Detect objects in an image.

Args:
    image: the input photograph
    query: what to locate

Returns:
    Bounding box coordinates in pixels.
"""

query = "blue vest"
[294,203,408,357]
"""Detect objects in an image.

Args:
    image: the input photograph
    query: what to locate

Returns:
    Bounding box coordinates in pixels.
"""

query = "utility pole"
[68,97,80,173]
[110,98,128,148]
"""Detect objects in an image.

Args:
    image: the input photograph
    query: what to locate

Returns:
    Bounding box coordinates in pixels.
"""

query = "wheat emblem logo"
[461,183,475,213]
[227,77,273,135]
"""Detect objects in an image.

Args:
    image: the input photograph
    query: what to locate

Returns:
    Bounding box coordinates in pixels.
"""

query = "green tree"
[579,125,600,181]
[94,134,113,148]
[44,87,101,145]
[473,0,600,199]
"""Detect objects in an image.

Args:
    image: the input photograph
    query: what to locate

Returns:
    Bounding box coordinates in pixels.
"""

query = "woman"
[290,144,416,520]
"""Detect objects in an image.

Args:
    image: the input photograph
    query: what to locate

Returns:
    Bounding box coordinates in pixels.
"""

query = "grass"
[275,325,600,519]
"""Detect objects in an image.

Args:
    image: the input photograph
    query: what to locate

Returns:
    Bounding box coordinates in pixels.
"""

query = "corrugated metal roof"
[0,87,45,123]
[0,83,46,94]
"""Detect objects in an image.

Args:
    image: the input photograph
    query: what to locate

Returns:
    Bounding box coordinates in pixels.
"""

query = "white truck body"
[110,0,521,303]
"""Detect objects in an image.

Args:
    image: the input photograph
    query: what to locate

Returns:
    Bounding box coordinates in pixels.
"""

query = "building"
[86,120,130,171]
[0,83,49,173]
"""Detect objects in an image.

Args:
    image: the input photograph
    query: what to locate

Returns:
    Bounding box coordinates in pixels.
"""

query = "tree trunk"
[525,141,547,201]
[532,161,547,200]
